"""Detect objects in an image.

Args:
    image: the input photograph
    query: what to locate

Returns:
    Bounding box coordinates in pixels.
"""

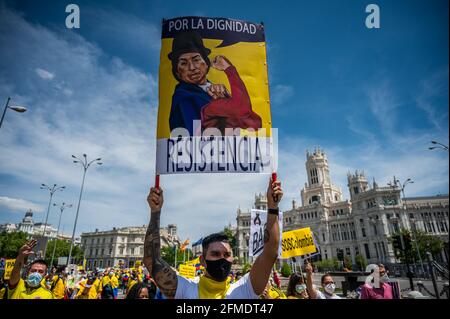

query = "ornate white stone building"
[81,224,181,269]
[236,148,449,267]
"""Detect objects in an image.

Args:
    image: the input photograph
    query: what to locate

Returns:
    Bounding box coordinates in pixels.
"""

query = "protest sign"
[178,264,196,279]
[156,16,276,175]
[3,259,15,280]
[281,227,317,259]
[249,209,283,257]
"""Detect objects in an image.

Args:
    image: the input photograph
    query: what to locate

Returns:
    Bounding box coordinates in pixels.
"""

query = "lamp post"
[50,202,72,267]
[396,178,426,278]
[67,154,102,266]
[40,184,65,261]
[0,97,27,130]
[428,141,449,151]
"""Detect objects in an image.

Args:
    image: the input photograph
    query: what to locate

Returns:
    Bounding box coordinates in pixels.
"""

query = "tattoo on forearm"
[144,211,177,298]
[264,228,270,243]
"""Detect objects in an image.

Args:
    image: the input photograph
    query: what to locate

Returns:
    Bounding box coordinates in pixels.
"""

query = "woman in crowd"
[285,273,310,299]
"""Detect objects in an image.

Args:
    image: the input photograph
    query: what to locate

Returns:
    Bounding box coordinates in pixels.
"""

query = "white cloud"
[35,68,54,80]
[271,84,294,106]
[0,196,44,212]
[0,6,447,246]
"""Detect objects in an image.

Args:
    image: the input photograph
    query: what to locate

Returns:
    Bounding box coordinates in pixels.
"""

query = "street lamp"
[0,97,27,130]
[50,202,73,267]
[67,154,102,266]
[40,184,65,260]
[428,141,449,151]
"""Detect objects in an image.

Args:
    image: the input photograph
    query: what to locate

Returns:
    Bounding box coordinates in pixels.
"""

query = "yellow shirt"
[0,287,6,299]
[75,280,99,299]
[126,279,137,294]
[51,275,66,299]
[268,286,286,299]
[8,279,54,299]
[102,276,111,287]
[110,275,119,289]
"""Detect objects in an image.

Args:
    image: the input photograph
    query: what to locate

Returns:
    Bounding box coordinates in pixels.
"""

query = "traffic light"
[403,232,412,251]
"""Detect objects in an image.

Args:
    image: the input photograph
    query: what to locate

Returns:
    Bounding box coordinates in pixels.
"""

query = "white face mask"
[380,274,389,283]
[324,283,336,294]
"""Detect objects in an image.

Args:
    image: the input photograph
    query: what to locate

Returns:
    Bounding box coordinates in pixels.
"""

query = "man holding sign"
[144,177,283,299]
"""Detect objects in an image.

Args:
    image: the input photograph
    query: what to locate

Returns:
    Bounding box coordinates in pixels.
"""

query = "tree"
[45,239,83,266]
[344,256,353,270]
[223,226,237,253]
[355,254,367,271]
[389,229,443,264]
[0,231,28,258]
[280,262,292,277]
[242,263,252,275]
[160,245,191,268]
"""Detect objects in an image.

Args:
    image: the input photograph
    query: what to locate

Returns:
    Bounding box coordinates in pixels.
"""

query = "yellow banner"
[178,264,196,279]
[3,259,15,280]
[185,257,200,266]
[281,227,317,259]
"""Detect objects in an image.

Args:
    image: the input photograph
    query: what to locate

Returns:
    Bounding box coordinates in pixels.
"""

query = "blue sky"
[0,0,448,244]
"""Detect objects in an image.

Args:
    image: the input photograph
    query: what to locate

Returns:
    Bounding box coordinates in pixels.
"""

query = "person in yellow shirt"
[126,273,137,296]
[7,239,54,299]
[111,272,119,299]
[75,275,100,299]
[260,280,287,299]
[101,271,114,299]
[50,266,67,299]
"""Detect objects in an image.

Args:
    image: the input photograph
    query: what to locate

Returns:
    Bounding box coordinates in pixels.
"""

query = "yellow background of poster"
[3,259,15,280]
[178,264,197,279]
[281,227,317,259]
[157,38,271,139]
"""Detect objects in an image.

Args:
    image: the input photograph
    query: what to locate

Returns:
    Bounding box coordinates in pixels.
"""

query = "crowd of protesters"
[0,239,400,300]
[0,177,401,300]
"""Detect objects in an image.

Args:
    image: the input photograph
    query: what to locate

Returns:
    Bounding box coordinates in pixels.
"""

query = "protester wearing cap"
[168,31,261,135]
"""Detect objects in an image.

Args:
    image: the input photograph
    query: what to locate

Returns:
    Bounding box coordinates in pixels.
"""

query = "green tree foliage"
[355,254,368,271]
[223,226,237,253]
[280,262,292,277]
[315,258,340,271]
[45,239,84,266]
[242,263,252,275]
[344,256,353,270]
[160,245,192,268]
[0,231,28,258]
[389,229,444,263]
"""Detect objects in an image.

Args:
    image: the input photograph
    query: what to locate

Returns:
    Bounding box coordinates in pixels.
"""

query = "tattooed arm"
[250,178,283,295]
[144,187,178,298]
[9,239,37,288]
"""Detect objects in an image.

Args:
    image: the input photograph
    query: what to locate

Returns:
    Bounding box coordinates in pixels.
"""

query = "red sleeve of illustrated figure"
[200,66,262,131]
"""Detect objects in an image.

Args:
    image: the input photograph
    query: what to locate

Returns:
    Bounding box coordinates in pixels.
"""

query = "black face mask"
[205,258,232,282]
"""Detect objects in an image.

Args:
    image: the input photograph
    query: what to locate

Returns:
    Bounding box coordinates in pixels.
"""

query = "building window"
[345,247,351,256]
[99,260,103,268]
[364,243,371,259]
[109,249,112,255]
[101,249,104,255]
[95,249,98,256]
[362,228,366,237]
[119,248,124,255]
[322,233,325,242]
